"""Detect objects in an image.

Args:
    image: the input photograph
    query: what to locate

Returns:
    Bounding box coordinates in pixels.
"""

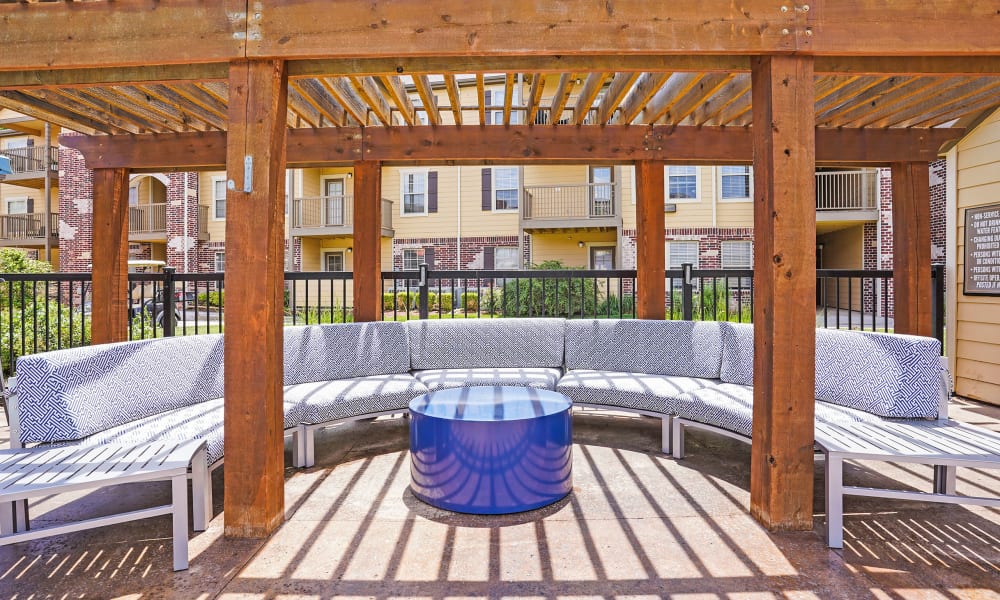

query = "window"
[402,248,420,271]
[214,251,226,272]
[590,247,615,270]
[324,251,345,272]
[128,186,139,206]
[484,89,503,125]
[668,241,699,269]
[323,178,346,226]
[493,167,519,211]
[721,240,753,286]
[5,197,28,215]
[589,166,614,217]
[666,166,699,202]
[212,178,226,219]
[720,166,752,201]
[494,247,519,270]
[413,98,429,125]
[400,172,427,215]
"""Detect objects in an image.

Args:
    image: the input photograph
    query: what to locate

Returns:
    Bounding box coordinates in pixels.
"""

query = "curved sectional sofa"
[11,317,980,547]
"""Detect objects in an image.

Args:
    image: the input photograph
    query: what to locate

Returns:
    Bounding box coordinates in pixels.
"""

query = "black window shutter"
[427,171,438,213]
[481,168,492,211]
[26,198,34,213]
[25,139,34,147]
[483,246,495,270]
[423,246,435,268]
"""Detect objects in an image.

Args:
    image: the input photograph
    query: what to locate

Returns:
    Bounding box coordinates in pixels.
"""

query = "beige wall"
[953,108,1000,405]
[531,231,618,268]
[817,225,864,310]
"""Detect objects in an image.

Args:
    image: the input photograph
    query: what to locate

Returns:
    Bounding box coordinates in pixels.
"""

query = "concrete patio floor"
[1,399,997,599]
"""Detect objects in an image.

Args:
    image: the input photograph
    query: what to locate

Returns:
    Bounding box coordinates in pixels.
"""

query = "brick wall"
[391,235,523,270]
[56,136,93,273]
[165,172,201,272]
[621,227,755,269]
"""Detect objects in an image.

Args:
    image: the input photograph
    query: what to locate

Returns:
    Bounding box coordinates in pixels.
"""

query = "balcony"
[0,146,58,189]
[521,183,621,231]
[815,169,879,223]
[0,212,58,246]
[129,203,167,241]
[291,195,394,237]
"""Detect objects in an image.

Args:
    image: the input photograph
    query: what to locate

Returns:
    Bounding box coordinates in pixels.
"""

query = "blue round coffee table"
[409,386,573,514]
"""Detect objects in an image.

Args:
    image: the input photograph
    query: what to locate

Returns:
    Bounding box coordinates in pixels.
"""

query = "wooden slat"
[0,64,229,91]
[380,75,418,126]
[136,84,227,130]
[596,72,639,125]
[69,87,182,133]
[830,77,943,128]
[353,161,382,322]
[891,162,933,337]
[285,86,322,128]
[90,168,130,345]
[687,73,750,126]
[290,79,348,126]
[661,73,733,125]
[502,73,516,126]
[813,76,888,118]
[476,74,486,125]
[709,88,752,126]
[893,79,1000,128]
[572,72,607,125]
[320,77,370,125]
[223,58,287,539]
[413,75,440,126]
[348,76,394,126]
[614,73,670,125]
[869,78,997,128]
[0,91,109,135]
[816,76,911,126]
[635,161,666,320]
[150,84,228,129]
[638,72,702,124]
[31,88,150,134]
[441,74,463,126]
[524,74,545,126]
[749,54,816,532]
[60,125,965,171]
[547,74,574,125]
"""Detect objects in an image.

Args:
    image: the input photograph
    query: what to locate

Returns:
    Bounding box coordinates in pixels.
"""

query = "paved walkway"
[1,399,997,599]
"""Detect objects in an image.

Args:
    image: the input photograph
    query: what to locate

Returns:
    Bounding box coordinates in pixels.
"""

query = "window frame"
[493,246,520,270]
[718,166,753,203]
[721,240,753,287]
[589,246,616,270]
[665,166,701,203]
[213,251,226,272]
[323,250,346,272]
[5,196,29,215]
[211,176,227,220]
[667,240,700,269]
[402,248,421,271]
[492,166,520,212]
[399,170,429,216]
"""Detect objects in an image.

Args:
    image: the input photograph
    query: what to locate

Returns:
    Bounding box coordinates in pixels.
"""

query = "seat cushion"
[557,369,717,414]
[673,383,887,438]
[413,368,562,391]
[565,319,723,379]
[284,322,411,385]
[406,318,565,370]
[285,374,429,425]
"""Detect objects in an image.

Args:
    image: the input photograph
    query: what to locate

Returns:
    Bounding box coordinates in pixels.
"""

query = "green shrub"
[501,260,598,317]
[480,288,503,314]
[295,306,354,324]
[597,294,635,317]
[438,292,453,312]
[382,293,395,311]
[196,290,224,307]
[460,292,479,312]
[395,291,416,311]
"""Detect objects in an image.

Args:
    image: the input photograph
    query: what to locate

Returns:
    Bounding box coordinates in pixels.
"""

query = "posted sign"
[964,203,1000,295]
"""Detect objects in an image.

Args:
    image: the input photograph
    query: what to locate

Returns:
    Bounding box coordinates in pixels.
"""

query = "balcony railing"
[816,169,878,211]
[522,183,617,220]
[0,212,58,241]
[292,196,393,231]
[0,146,57,176]
[129,203,167,234]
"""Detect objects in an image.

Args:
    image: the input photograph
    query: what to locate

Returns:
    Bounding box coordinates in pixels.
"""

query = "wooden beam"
[525,73,546,125]
[502,73,516,127]
[50,88,164,133]
[891,162,933,337]
[442,74,463,126]
[413,75,441,126]
[60,125,964,171]
[0,91,108,135]
[893,79,1000,128]
[661,73,733,125]
[547,74,574,125]
[476,74,486,125]
[285,86,322,128]
[638,72,701,125]
[709,88,752,126]
[635,161,665,320]
[141,84,227,130]
[223,59,288,539]
[816,76,911,126]
[596,72,640,125]
[353,161,383,322]
[749,54,816,532]
[688,73,750,126]
[380,76,418,126]
[348,76,395,126]
[320,77,370,125]
[844,77,967,128]
[572,72,607,125]
[614,73,670,125]
[90,168,130,345]
[0,64,229,91]
[290,79,348,126]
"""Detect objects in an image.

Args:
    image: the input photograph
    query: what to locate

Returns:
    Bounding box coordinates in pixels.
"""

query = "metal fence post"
[162,266,176,337]
[931,264,945,353]
[418,263,429,320]
[681,263,694,321]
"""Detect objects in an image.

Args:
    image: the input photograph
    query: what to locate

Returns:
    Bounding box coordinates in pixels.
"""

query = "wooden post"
[353,160,382,322]
[891,162,933,337]
[90,167,130,345]
[749,55,816,531]
[223,59,288,538]
[635,160,666,319]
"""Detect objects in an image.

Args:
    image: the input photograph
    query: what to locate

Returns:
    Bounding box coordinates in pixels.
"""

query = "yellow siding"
[531,231,617,268]
[198,171,227,242]
[954,107,1000,405]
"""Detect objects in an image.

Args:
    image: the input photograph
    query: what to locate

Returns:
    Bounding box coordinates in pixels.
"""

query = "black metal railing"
[0,266,946,373]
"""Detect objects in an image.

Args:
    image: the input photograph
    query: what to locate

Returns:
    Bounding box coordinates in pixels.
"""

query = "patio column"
[891,162,933,337]
[749,55,816,531]
[353,160,382,322]
[635,160,666,319]
[223,59,288,538]
[90,167,130,345]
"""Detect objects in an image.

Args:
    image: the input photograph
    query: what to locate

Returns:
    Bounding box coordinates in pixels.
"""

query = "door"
[324,179,346,226]
[590,246,615,270]
[589,167,614,217]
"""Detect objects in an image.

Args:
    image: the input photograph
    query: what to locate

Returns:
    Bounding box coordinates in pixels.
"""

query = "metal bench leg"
[825,452,844,549]
[304,428,316,468]
[661,416,672,454]
[13,499,27,533]
[190,448,208,531]
[291,426,306,468]
[0,501,13,536]
[171,474,190,571]
[933,465,957,495]
[672,419,685,459]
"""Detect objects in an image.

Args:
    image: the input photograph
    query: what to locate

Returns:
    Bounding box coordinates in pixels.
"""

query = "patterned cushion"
[719,322,754,386]
[673,383,886,438]
[406,318,565,370]
[284,322,410,385]
[557,369,717,414]
[285,374,429,425]
[814,329,942,419]
[14,335,225,445]
[413,368,562,391]
[565,319,723,379]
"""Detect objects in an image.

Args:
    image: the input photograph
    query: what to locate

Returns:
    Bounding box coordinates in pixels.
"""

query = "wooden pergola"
[2,1,998,538]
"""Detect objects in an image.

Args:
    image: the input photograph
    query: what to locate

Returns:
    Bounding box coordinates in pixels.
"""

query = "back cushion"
[283,322,410,385]
[14,335,225,444]
[407,318,565,369]
[719,322,755,386]
[566,319,723,379]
